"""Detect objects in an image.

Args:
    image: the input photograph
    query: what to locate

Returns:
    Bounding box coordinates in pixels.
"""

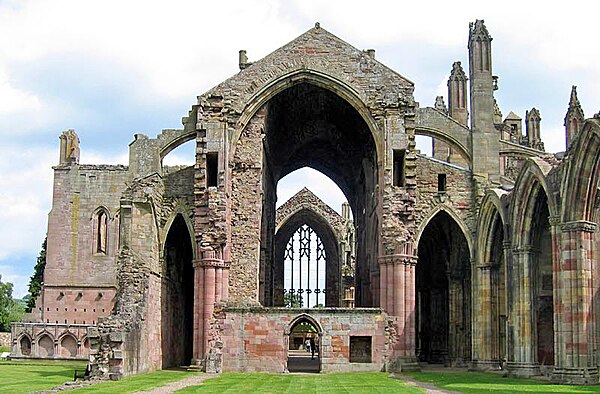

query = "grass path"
[176,372,424,393]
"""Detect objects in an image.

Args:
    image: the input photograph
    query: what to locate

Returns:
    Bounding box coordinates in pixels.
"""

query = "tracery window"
[283,224,326,308]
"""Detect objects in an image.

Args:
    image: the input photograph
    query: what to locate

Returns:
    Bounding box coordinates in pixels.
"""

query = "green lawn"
[0,359,87,394]
[0,345,10,352]
[3,361,600,394]
[404,371,600,393]
[177,372,423,393]
[71,369,202,393]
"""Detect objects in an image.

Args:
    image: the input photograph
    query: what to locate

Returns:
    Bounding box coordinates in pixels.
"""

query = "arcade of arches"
[12,21,600,385]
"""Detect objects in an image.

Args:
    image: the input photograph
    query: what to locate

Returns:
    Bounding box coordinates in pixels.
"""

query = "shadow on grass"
[404,371,600,393]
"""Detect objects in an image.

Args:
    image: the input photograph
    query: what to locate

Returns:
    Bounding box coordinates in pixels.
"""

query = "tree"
[26,237,46,313]
[0,276,23,332]
[284,292,303,308]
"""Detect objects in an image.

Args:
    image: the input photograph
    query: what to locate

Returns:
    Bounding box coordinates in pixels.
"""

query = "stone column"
[474,262,494,368]
[552,221,598,384]
[507,246,538,376]
[191,259,204,365]
[379,253,419,371]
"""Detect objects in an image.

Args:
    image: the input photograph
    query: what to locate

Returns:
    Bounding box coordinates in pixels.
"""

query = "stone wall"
[216,306,389,373]
[414,155,476,238]
[0,332,10,347]
[11,322,90,359]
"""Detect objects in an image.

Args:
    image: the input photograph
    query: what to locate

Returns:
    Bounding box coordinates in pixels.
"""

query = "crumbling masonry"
[11,20,600,384]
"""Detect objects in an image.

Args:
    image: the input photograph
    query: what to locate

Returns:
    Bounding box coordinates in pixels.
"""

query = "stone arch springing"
[561,120,600,223]
[161,213,195,368]
[415,126,472,165]
[416,209,471,365]
[161,205,197,261]
[415,205,474,257]
[232,70,383,163]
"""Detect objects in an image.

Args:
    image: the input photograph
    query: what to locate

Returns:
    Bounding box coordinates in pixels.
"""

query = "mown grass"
[71,369,202,393]
[4,361,600,394]
[0,345,10,352]
[0,359,87,394]
[177,372,424,393]
[404,371,600,393]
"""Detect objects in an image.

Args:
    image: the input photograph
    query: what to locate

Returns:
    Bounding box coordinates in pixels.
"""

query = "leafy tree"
[284,292,303,308]
[26,237,46,313]
[0,276,23,331]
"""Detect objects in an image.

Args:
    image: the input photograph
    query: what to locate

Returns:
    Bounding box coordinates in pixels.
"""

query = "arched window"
[283,224,326,308]
[95,209,108,254]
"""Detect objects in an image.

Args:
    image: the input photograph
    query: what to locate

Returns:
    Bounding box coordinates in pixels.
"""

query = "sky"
[1,0,599,298]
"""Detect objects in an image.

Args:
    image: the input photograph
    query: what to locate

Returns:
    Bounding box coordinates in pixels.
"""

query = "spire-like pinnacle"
[565,85,585,124]
[448,61,467,82]
[469,19,492,43]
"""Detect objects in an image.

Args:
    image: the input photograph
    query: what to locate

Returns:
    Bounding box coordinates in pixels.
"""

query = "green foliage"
[291,321,317,334]
[26,237,47,313]
[283,292,303,308]
[0,277,24,332]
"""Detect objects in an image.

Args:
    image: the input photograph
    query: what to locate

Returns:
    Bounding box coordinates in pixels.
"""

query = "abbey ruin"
[11,20,600,384]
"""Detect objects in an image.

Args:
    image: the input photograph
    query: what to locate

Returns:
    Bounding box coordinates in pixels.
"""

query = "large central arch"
[235,78,380,307]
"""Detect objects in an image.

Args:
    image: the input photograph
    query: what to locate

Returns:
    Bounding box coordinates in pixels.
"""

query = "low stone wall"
[0,332,10,347]
[216,306,390,373]
[10,322,91,359]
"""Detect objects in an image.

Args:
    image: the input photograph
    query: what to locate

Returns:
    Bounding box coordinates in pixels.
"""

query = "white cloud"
[0,264,29,299]
[278,168,347,214]
[0,146,54,260]
[0,68,42,114]
[81,150,129,165]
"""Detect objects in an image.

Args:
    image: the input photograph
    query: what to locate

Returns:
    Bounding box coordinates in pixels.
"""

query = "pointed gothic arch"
[561,119,600,222]
[271,207,341,307]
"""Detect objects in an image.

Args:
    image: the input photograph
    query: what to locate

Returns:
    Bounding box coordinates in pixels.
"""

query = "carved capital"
[192,258,230,269]
[561,220,597,233]
[378,253,418,266]
[513,245,538,255]
[548,216,561,227]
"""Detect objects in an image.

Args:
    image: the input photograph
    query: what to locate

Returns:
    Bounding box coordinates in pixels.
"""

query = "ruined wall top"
[192,24,416,129]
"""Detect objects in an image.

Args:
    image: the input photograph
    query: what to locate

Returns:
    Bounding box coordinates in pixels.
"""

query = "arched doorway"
[255,82,379,307]
[416,211,471,365]
[287,315,322,373]
[162,214,194,367]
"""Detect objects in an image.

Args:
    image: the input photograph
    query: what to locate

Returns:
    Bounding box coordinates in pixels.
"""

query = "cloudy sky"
[1,0,598,298]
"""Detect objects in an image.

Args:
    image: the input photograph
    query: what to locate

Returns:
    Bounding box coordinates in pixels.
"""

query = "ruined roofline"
[416,153,471,172]
[196,22,415,105]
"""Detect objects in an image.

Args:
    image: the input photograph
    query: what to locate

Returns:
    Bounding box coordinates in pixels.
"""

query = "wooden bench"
[73,365,91,381]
